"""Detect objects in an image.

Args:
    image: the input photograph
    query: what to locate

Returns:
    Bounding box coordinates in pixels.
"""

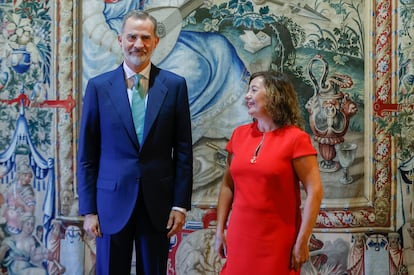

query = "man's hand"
[83,214,102,238]
[166,210,185,238]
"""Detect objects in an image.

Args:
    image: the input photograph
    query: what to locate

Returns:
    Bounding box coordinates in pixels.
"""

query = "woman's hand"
[290,241,309,271]
[215,231,227,258]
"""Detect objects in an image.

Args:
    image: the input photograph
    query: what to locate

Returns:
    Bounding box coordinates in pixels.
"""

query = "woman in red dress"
[215,71,323,274]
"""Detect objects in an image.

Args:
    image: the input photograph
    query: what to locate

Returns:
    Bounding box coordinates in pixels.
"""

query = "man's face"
[118,17,159,71]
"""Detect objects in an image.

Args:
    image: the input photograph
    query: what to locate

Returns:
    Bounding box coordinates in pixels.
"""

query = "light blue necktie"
[131,74,145,144]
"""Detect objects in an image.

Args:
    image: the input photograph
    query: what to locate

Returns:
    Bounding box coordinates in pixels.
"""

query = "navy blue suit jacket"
[77,64,193,234]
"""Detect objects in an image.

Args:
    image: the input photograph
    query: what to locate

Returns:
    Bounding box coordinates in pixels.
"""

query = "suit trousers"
[96,189,170,275]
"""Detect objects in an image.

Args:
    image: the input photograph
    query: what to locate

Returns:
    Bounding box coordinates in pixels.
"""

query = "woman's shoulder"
[232,122,255,134]
[278,126,313,144]
[282,125,309,135]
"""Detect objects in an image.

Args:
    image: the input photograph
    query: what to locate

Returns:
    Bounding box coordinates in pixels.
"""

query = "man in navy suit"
[77,10,193,275]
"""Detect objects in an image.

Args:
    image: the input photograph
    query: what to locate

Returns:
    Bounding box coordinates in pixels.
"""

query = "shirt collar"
[123,62,151,80]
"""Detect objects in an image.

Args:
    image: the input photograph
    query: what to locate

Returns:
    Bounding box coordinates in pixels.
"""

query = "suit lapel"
[143,65,167,144]
[105,65,140,150]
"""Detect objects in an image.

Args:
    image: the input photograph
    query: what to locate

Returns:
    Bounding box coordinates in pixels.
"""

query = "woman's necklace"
[250,133,265,164]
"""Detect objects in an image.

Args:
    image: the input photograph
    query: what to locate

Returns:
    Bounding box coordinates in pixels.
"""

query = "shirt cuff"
[172,206,187,215]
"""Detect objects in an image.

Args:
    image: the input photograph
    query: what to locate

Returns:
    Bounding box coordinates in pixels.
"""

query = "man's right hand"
[83,214,102,238]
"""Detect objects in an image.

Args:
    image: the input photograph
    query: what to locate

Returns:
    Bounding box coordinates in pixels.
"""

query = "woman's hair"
[249,71,304,129]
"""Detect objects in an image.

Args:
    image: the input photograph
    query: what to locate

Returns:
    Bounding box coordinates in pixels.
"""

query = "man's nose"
[134,38,143,47]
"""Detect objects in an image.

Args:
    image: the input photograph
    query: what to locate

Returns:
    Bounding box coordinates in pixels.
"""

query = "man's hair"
[120,10,158,36]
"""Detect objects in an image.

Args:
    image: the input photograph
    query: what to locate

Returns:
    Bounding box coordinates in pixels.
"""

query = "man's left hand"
[166,210,185,238]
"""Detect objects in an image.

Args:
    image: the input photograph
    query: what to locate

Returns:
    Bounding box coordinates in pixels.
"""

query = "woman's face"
[245,76,268,119]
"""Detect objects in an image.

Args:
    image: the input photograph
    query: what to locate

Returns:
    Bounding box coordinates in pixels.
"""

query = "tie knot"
[132,74,145,98]
[133,74,142,87]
